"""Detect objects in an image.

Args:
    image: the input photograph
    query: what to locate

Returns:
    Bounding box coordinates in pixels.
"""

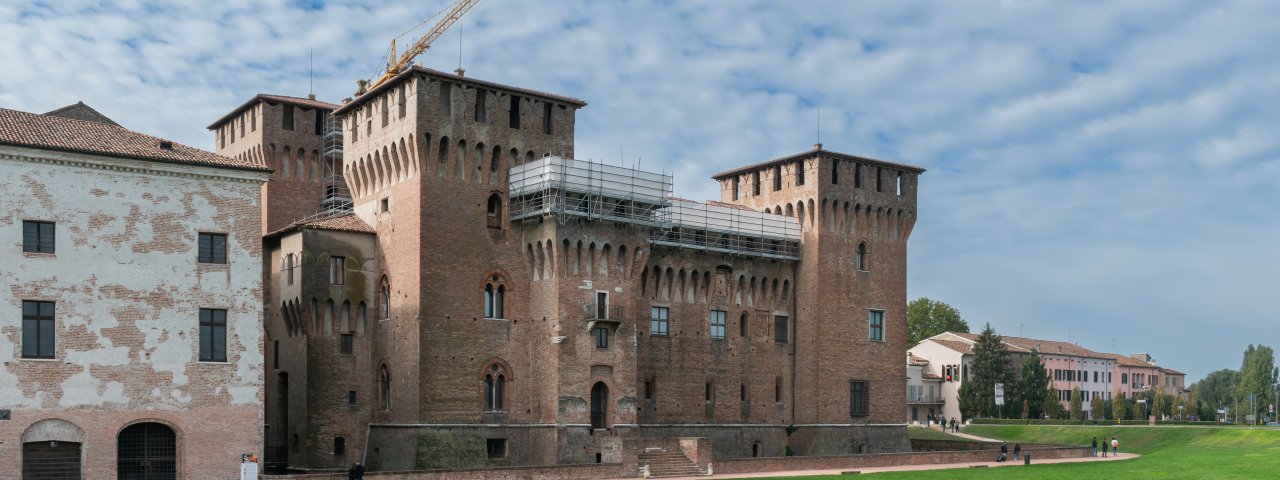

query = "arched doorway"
[22,418,85,480]
[590,382,608,429]
[118,422,176,480]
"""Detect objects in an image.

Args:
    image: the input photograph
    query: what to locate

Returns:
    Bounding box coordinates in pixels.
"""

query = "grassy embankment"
[749,425,1280,480]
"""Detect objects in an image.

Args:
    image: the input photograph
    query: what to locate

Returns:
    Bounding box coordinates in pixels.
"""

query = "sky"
[2,0,1277,383]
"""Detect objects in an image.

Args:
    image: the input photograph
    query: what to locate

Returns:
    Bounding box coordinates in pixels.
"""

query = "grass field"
[904,425,982,442]
[747,425,1280,479]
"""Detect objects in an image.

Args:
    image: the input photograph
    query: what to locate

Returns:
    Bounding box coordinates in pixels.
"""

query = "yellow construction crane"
[360,0,481,94]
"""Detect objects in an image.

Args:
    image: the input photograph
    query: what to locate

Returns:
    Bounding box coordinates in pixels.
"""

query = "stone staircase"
[639,448,708,478]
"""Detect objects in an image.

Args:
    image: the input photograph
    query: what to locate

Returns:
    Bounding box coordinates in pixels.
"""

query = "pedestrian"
[347,464,355,480]
[950,417,956,433]
[1102,437,1109,457]
[353,461,365,480]
[998,442,1008,462]
[1091,436,1098,457]
[1013,443,1022,461]
[1111,436,1119,455]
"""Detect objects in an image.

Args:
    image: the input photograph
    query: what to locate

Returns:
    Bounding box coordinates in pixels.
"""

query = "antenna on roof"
[455,21,465,77]
[309,48,314,98]
[817,107,821,146]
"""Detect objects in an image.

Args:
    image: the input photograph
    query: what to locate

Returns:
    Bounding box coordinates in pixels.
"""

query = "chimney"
[159,141,173,150]
[308,93,316,100]
[454,68,466,77]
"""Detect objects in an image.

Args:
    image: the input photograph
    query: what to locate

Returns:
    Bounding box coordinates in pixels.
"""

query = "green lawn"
[743,425,1280,479]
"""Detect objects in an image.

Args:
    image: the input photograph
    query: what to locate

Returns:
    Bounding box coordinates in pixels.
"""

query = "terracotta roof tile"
[267,213,375,238]
[711,146,926,180]
[1103,353,1159,368]
[929,339,974,355]
[208,94,340,129]
[0,107,267,172]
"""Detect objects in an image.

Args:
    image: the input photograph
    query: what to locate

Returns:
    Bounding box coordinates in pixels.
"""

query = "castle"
[208,66,924,472]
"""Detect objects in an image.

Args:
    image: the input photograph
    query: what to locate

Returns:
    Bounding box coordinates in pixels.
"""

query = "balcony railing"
[583,303,627,323]
[907,393,944,404]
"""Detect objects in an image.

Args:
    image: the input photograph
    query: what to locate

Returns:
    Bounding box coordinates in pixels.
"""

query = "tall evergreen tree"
[958,324,1013,418]
[1016,349,1048,420]
[1069,386,1084,420]
[1112,389,1128,421]
[1044,381,1063,419]
[1090,394,1106,420]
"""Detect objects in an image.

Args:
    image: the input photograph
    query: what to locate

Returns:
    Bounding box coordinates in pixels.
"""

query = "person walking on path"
[1013,443,1022,461]
[950,417,957,433]
[1102,438,1109,457]
[1111,436,1119,455]
[1091,436,1098,457]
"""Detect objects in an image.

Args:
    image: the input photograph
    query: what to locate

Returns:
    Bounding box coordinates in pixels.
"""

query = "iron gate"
[117,423,176,480]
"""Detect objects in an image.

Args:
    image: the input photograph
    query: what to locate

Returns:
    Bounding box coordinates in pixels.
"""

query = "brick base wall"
[712,445,1091,475]
[260,462,623,480]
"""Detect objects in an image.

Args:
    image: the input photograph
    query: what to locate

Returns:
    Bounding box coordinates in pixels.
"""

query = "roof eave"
[0,140,272,174]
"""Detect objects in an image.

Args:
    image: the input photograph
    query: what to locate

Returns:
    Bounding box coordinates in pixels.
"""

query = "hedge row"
[969,418,1217,426]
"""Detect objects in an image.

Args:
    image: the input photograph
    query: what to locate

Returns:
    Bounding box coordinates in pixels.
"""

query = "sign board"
[1270,404,1274,413]
[240,454,258,480]
[0,409,10,420]
[994,383,1005,406]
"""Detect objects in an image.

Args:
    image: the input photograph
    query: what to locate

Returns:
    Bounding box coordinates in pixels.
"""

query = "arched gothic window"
[483,363,508,412]
[856,243,868,271]
[487,193,503,229]
[483,276,507,319]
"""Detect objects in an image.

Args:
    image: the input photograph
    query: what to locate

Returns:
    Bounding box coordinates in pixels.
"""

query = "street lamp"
[1178,405,1184,421]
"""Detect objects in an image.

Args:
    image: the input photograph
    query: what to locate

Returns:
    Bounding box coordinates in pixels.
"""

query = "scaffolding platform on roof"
[509,156,673,225]
[508,157,803,261]
[651,199,802,260]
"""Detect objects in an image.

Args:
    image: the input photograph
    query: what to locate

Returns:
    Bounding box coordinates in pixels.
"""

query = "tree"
[1152,391,1167,420]
[1112,389,1128,421]
[1069,387,1084,420]
[1090,394,1106,420]
[1044,382,1063,419]
[1191,369,1238,418]
[1172,394,1186,420]
[1017,349,1048,420]
[958,324,1013,418]
[1235,344,1278,420]
[906,298,970,348]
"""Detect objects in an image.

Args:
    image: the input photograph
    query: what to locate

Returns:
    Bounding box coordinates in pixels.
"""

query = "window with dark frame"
[739,312,749,337]
[285,254,295,285]
[330,256,346,285]
[348,390,357,407]
[596,292,608,319]
[487,438,507,459]
[868,310,884,342]
[855,243,868,271]
[732,177,740,200]
[795,160,805,185]
[475,89,488,122]
[773,165,782,191]
[315,110,325,135]
[855,163,862,188]
[832,160,839,184]
[752,172,761,195]
[334,436,345,456]
[283,104,295,131]
[705,382,713,402]
[273,340,279,368]
[340,333,354,354]
[650,307,669,336]
[775,378,782,403]
[594,327,609,349]
[440,82,452,116]
[709,310,726,340]
[849,380,869,417]
[509,95,521,129]
[22,221,55,253]
[199,308,227,362]
[542,101,553,134]
[644,379,655,400]
[774,315,789,343]
[198,233,227,264]
[22,300,55,359]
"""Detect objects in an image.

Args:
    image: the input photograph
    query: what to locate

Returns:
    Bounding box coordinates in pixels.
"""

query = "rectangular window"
[283,104,295,131]
[732,178,740,200]
[348,391,357,407]
[795,161,805,185]
[509,95,521,129]
[273,340,279,369]
[22,221,55,254]
[705,382,714,402]
[487,438,507,459]
[644,380,655,400]
[398,87,406,118]
[351,116,358,142]
[596,291,608,319]
[22,300,55,359]
[752,172,761,195]
[334,437,345,456]
[709,310,727,340]
[855,163,862,188]
[251,108,256,131]
[868,310,884,342]
[542,101,553,134]
[650,307,669,336]
[330,256,346,285]
[773,165,782,191]
[1093,371,1098,383]
[594,327,609,349]
[774,315,789,343]
[849,380,869,417]
[876,167,883,192]
[740,384,748,402]
[475,89,488,123]
[199,308,227,362]
[832,160,839,185]
[198,233,227,264]
[315,110,325,135]
[340,333,354,354]
[381,97,389,127]
[775,378,782,403]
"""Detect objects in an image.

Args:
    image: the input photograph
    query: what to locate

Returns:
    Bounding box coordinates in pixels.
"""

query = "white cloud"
[2,0,1277,381]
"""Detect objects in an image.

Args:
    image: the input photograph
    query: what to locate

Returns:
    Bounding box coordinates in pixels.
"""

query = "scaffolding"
[508,157,803,261]
[651,199,802,260]
[509,156,672,225]
[292,112,352,226]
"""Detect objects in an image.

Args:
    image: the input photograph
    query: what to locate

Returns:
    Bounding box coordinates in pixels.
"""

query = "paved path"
[637,452,1139,480]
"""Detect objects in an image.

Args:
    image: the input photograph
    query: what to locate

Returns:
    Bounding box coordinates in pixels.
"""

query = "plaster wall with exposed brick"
[0,143,267,479]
